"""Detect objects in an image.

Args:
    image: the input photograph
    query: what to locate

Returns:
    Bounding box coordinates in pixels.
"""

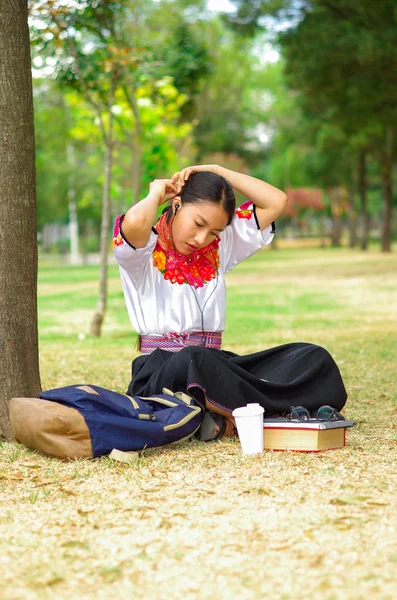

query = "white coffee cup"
[232,403,265,455]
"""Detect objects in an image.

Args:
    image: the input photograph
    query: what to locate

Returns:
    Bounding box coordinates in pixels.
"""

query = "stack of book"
[263,418,355,452]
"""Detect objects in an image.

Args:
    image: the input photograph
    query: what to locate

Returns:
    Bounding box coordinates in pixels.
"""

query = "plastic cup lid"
[232,403,264,418]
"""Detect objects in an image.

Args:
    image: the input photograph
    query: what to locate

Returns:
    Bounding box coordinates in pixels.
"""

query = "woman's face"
[171,200,229,256]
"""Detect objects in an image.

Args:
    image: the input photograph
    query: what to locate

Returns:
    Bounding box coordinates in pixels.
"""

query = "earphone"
[174,203,180,215]
[188,271,219,345]
[188,244,220,345]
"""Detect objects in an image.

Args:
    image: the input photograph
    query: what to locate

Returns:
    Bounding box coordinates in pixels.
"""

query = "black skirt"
[127,342,347,416]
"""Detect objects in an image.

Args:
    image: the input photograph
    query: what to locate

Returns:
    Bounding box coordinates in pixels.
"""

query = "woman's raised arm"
[121,179,179,249]
[176,164,287,230]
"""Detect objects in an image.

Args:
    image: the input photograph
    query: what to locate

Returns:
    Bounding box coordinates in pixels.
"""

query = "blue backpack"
[10,384,203,460]
[36,384,202,458]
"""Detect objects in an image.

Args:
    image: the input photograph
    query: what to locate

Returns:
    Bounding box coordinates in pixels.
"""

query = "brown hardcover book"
[263,419,355,452]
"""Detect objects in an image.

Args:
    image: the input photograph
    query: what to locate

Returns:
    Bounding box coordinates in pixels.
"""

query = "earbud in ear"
[174,203,180,215]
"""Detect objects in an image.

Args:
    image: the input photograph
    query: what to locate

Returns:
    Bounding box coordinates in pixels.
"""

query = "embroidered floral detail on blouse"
[235,209,253,220]
[112,233,123,248]
[112,215,124,248]
[153,239,220,289]
[235,200,254,220]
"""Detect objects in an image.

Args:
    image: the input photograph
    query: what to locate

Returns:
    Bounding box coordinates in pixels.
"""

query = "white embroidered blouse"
[113,203,275,335]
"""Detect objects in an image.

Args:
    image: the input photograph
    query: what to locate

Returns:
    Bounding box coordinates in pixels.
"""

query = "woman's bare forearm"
[213,165,287,226]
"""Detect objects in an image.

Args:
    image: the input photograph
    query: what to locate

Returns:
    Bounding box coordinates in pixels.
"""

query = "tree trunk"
[67,143,80,265]
[90,114,114,337]
[0,0,41,440]
[347,170,357,248]
[132,134,142,206]
[329,187,343,246]
[358,150,368,250]
[124,82,143,206]
[380,127,394,253]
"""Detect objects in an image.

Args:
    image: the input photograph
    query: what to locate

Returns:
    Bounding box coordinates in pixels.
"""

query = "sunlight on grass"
[1,247,397,600]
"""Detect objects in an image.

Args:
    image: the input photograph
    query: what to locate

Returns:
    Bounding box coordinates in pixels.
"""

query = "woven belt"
[140,331,222,354]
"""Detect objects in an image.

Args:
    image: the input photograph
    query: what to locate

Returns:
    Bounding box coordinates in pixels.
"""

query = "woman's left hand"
[171,164,217,187]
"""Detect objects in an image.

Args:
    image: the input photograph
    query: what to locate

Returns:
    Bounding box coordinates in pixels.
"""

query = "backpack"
[10,384,202,460]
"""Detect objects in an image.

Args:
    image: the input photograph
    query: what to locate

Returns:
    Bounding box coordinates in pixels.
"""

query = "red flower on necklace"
[153,213,220,288]
[153,241,219,288]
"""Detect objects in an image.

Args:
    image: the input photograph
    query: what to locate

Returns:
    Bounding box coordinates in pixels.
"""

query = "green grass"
[1,246,397,600]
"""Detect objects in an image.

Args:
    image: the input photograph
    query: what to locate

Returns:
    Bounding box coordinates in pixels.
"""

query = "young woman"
[113,164,347,436]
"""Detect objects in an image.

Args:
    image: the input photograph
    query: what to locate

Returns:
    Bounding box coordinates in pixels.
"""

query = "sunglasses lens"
[317,406,336,421]
[290,406,310,421]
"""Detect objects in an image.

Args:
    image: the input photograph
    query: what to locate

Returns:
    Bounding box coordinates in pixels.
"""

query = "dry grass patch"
[1,435,397,600]
[1,247,397,599]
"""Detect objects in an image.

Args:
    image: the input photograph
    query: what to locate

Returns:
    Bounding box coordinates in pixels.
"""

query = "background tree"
[30,0,204,335]
[31,0,125,335]
[30,0,395,271]
[278,0,397,251]
[223,0,396,250]
[0,0,41,440]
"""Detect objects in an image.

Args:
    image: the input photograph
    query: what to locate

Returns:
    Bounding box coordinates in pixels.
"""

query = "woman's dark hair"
[163,171,236,225]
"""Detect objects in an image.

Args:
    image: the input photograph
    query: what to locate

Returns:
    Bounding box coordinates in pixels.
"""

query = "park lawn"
[1,246,397,600]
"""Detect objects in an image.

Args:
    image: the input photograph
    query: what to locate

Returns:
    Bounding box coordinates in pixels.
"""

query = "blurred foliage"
[29,0,396,248]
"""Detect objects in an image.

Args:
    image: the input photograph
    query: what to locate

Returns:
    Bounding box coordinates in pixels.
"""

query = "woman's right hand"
[149,179,179,206]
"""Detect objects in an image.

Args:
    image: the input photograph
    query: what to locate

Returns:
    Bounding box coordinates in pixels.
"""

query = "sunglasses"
[288,405,345,422]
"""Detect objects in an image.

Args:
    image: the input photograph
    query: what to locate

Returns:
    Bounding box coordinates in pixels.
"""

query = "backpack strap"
[162,387,194,406]
[109,449,139,464]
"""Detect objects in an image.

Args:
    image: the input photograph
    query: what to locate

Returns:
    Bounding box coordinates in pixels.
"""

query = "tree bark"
[90,94,114,337]
[0,0,41,440]
[380,127,394,253]
[358,150,368,250]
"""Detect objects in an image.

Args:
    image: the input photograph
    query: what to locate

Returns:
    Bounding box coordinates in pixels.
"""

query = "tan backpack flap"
[9,397,93,460]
